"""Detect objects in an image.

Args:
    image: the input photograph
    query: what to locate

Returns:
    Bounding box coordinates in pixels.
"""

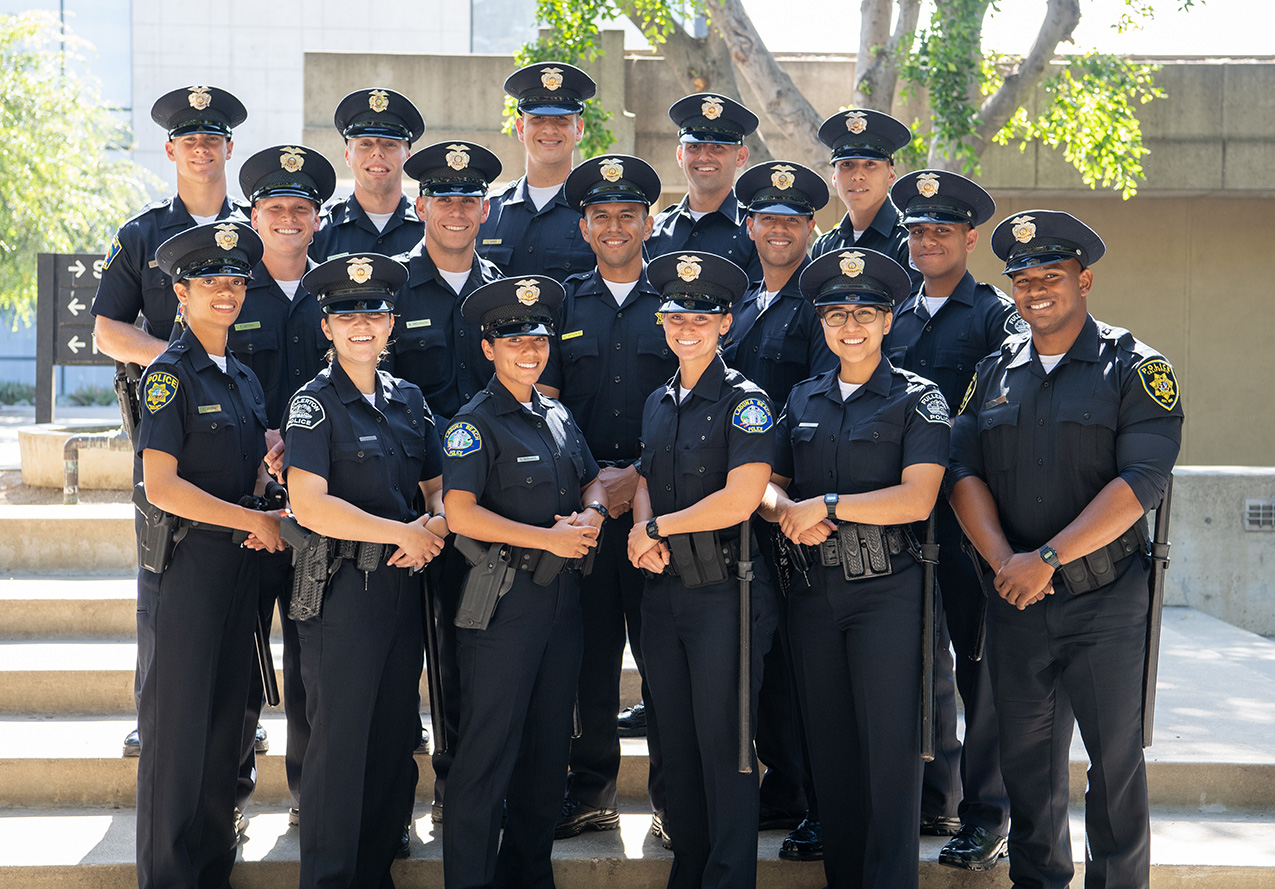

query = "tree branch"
[854,0,894,109]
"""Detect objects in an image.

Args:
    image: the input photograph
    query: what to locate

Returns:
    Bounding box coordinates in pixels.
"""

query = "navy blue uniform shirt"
[476,177,594,282]
[949,314,1183,550]
[811,199,921,292]
[646,190,761,280]
[310,195,424,263]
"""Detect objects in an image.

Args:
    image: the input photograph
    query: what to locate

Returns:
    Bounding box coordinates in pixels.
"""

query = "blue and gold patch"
[443,421,483,457]
[731,397,774,434]
[144,372,179,414]
[103,236,122,271]
[1137,358,1179,411]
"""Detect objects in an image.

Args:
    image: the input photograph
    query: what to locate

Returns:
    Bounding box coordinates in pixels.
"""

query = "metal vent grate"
[1244,499,1275,531]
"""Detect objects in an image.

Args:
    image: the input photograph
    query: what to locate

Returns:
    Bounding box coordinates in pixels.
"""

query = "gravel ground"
[0,470,129,505]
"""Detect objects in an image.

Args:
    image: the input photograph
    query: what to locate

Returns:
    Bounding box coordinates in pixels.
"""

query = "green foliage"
[63,384,116,406]
[0,12,162,324]
[0,380,35,405]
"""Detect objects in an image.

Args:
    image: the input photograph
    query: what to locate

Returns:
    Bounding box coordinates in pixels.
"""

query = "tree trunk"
[855,0,922,112]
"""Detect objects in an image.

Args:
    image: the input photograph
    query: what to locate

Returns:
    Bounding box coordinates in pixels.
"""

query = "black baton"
[256,609,279,708]
[1142,476,1174,748]
[737,519,754,774]
[422,568,448,755]
[920,511,938,762]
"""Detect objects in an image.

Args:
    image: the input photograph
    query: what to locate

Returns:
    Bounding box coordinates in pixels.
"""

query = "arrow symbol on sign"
[66,297,86,316]
[67,260,86,278]
[67,335,85,354]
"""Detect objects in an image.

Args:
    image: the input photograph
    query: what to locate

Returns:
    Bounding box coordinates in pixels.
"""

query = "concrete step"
[0,804,1271,889]
[0,576,138,639]
[0,505,134,574]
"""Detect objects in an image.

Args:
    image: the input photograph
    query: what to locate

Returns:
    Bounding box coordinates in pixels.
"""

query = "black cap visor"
[420,180,489,197]
[1003,242,1087,276]
[748,194,816,216]
[658,296,730,315]
[679,127,744,145]
[812,279,894,308]
[175,257,253,281]
[518,97,583,116]
[343,120,411,141]
[831,144,893,163]
[250,180,322,206]
[322,296,395,314]
[168,117,232,139]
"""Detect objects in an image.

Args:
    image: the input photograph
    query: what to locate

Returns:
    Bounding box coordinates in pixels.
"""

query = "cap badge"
[599,158,624,182]
[515,279,541,306]
[280,146,306,173]
[676,255,703,283]
[770,164,796,190]
[701,96,724,120]
[213,223,239,252]
[838,251,865,278]
[916,173,940,198]
[368,90,390,113]
[845,111,868,134]
[1011,215,1037,244]
[188,86,212,111]
[540,67,564,91]
[347,257,374,284]
[445,144,471,171]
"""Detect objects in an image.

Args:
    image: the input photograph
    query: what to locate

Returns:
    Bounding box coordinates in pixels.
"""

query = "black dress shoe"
[233,807,248,844]
[555,797,620,839]
[617,701,647,737]
[415,727,430,754]
[919,813,962,836]
[288,807,300,827]
[431,803,443,824]
[123,728,141,757]
[938,824,1009,871]
[254,723,269,754]
[651,809,672,850]
[778,816,822,861]
[758,804,803,832]
[397,825,411,858]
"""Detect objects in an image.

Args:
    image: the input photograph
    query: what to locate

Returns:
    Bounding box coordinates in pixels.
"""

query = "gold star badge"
[599,158,624,182]
[445,144,471,171]
[188,86,212,111]
[1011,215,1037,244]
[515,279,541,306]
[347,257,374,284]
[676,255,702,282]
[701,96,724,120]
[280,147,306,173]
[917,172,940,198]
[368,90,390,113]
[540,68,564,91]
[845,111,867,134]
[213,223,239,251]
[770,164,796,190]
[838,251,865,278]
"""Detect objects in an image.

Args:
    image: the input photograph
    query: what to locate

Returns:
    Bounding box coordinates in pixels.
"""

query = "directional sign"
[40,252,114,368]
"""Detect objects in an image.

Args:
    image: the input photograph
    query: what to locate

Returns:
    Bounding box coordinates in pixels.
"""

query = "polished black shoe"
[431,803,444,824]
[253,723,269,754]
[122,728,141,757]
[397,825,411,858]
[651,809,672,850]
[758,804,803,832]
[778,816,822,861]
[919,813,962,836]
[555,797,620,839]
[938,824,1009,871]
[415,727,430,754]
[288,807,300,828]
[233,807,248,844]
[617,700,647,737]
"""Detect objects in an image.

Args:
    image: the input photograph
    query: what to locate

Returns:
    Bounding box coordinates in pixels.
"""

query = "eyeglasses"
[819,306,883,327]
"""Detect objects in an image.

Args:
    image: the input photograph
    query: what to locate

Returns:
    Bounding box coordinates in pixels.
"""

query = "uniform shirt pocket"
[978,402,1020,472]
[1056,399,1119,468]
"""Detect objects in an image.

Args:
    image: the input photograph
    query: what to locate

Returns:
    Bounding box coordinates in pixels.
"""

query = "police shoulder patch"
[286,394,326,430]
[103,236,122,271]
[958,373,977,415]
[731,397,774,434]
[1004,311,1030,336]
[1137,357,1179,411]
[443,421,483,457]
[143,371,179,414]
[916,389,951,426]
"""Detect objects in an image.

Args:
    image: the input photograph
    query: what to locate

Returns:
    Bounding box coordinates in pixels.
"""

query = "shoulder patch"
[443,421,483,457]
[917,389,951,426]
[102,236,122,271]
[1004,311,1030,336]
[1137,357,1179,411]
[731,397,774,434]
[958,373,977,415]
[143,371,178,414]
[286,394,326,430]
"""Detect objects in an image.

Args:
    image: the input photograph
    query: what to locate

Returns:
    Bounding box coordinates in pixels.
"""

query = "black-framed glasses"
[819,306,883,327]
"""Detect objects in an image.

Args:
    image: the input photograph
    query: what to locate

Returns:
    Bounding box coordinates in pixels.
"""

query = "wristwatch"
[824,493,839,521]
[584,502,609,520]
[646,517,662,540]
[1038,544,1062,570]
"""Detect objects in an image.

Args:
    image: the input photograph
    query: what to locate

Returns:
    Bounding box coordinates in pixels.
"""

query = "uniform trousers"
[789,559,923,889]
[640,560,777,889]
[135,528,258,889]
[298,562,423,889]
[443,571,582,889]
[986,553,1151,889]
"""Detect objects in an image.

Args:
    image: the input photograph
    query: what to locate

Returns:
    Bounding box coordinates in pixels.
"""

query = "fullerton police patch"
[917,390,951,426]
[144,372,178,413]
[731,397,774,434]
[443,421,483,457]
[1137,358,1179,411]
[1004,311,1030,336]
[286,395,326,430]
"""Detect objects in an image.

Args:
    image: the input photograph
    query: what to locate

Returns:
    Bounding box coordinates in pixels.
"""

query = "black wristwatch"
[1038,544,1062,570]
[646,517,662,540]
[824,493,839,521]
[584,502,609,520]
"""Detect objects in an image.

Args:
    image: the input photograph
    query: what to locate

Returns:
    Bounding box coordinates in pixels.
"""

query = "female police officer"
[135,221,283,889]
[626,252,778,889]
[283,253,448,888]
[440,275,608,889]
[761,248,950,889]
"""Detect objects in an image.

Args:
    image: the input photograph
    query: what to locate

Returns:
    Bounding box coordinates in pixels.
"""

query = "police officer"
[284,254,447,888]
[441,275,608,889]
[546,155,674,842]
[627,252,778,889]
[725,159,836,859]
[810,109,919,291]
[478,62,597,281]
[646,94,762,279]
[310,88,426,262]
[135,221,282,889]
[949,210,1183,889]
[885,169,1014,868]
[762,248,950,889]
[230,144,337,826]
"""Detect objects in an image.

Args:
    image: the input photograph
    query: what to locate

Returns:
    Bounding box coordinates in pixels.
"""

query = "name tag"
[148,260,158,268]
[405,318,431,329]
[359,435,378,442]
[197,404,222,414]
[482,238,502,246]
[561,330,583,341]
[516,455,540,463]
[798,422,819,428]
[984,395,1007,409]
[233,321,261,331]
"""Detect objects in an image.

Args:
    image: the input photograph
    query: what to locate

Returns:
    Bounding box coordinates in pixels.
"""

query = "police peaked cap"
[799,247,911,308]
[648,252,748,315]
[817,108,911,162]
[892,169,996,227]
[736,161,829,216]
[302,254,407,314]
[990,209,1106,275]
[151,85,247,139]
[156,221,262,281]
[505,62,596,116]
[461,276,564,338]
[334,88,425,144]
[564,155,662,212]
[239,145,337,207]
[668,93,759,145]
[405,142,503,197]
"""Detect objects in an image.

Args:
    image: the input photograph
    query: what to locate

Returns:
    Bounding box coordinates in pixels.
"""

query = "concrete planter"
[17,424,132,490]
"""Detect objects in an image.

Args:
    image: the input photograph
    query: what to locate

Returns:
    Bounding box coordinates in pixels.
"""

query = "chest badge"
[732,397,774,434]
[443,421,483,457]
[144,372,179,414]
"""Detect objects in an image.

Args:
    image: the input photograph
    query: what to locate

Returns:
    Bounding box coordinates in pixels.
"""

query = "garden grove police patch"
[731,398,774,434]
[1137,358,1179,411]
[443,421,483,457]
[286,395,326,431]
[917,390,951,426]
[144,372,178,413]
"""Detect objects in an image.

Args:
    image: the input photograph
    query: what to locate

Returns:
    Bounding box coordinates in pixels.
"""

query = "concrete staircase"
[1,511,1273,888]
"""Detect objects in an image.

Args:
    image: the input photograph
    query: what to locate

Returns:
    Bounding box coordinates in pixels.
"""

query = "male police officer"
[310,88,426,262]
[885,169,1015,869]
[545,155,675,842]
[478,62,597,282]
[646,94,762,279]
[949,210,1183,889]
[91,84,249,758]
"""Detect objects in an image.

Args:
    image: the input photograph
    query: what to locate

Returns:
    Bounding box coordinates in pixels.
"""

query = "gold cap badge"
[701,96,724,120]
[515,279,541,306]
[845,111,867,135]
[540,68,564,91]
[1011,215,1037,244]
[599,158,624,182]
[770,164,796,191]
[676,255,703,282]
[188,86,212,111]
[838,251,866,278]
[213,223,239,251]
[347,257,374,284]
[916,172,940,198]
[368,90,389,113]
[280,146,306,173]
[445,144,471,171]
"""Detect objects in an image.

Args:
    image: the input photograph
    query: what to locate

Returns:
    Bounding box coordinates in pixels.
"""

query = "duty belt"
[1057,523,1148,596]
[507,545,585,575]
[812,522,909,582]
[596,458,638,469]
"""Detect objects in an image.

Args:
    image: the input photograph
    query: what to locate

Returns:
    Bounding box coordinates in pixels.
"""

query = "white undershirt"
[679,386,693,403]
[923,295,947,318]
[852,229,866,242]
[688,209,708,222]
[438,268,470,295]
[276,279,301,300]
[190,214,217,226]
[526,183,559,211]
[1037,352,1065,373]
[837,378,863,401]
[208,353,227,372]
[602,278,637,306]
[520,401,536,412]
[755,289,780,313]
[362,391,376,406]
[364,211,393,232]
